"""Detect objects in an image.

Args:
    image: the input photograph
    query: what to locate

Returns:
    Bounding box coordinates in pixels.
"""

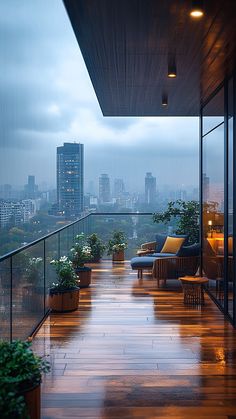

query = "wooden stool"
[179,276,209,306]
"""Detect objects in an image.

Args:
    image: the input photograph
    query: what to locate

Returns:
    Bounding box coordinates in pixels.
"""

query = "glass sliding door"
[201,77,236,326]
[202,87,225,308]
[228,77,234,320]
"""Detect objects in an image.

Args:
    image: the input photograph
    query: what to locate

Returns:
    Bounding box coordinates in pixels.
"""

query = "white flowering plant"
[69,233,93,268]
[50,256,78,292]
[25,257,43,285]
[107,231,128,255]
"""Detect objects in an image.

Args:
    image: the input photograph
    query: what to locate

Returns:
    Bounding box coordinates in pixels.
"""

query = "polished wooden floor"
[33,260,236,419]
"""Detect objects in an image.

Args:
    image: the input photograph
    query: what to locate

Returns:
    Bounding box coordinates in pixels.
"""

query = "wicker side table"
[179,276,209,306]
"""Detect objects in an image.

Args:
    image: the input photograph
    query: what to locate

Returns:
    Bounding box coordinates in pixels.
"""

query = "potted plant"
[49,256,80,312]
[23,257,44,312]
[107,230,128,262]
[0,339,50,419]
[87,233,106,263]
[69,233,93,288]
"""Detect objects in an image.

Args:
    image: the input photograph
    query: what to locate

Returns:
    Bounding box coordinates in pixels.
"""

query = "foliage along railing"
[0,212,165,342]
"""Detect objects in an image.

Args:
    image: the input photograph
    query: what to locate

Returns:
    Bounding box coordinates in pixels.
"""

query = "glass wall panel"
[202,119,224,306]
[228,77,234,319]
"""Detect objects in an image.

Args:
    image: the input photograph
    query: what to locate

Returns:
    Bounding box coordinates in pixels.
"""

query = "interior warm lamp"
[162,93,168,106]
[190,0,204,18]
[208,220,212,226]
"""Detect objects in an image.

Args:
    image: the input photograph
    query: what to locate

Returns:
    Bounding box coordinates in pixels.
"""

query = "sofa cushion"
[146,252,174,257]
[155,233,167,252]
[161,236,186,254]
[130,256,157,269]
[177,243,200,257]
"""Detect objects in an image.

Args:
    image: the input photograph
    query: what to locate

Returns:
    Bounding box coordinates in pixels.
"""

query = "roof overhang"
[63,0,236,116]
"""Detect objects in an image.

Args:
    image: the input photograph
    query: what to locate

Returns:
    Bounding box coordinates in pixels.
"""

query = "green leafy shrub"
[69,233,92,268]
[50,256,78,292]
[0,340,50,418]
[87,233,106,261]
[153,200,199,244]
[107,231,128,255]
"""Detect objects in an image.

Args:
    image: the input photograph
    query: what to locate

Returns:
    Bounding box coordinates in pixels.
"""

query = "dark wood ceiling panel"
[63,0,236,116]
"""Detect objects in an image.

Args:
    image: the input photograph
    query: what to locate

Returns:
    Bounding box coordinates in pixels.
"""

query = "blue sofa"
[130,234,200,279]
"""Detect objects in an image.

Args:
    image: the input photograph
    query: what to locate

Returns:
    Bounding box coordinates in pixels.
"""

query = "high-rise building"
[203,173,210,202]
[57,142,84,218]
[99,174,110,203]
[24,175,38,199]
[113,178,125,198]
[145,172,156,204]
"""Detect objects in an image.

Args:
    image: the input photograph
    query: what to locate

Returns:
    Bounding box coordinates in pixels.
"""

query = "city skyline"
[0,0,199,194]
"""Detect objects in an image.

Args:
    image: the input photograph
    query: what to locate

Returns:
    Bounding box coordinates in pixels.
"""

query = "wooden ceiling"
[63,0,236,116]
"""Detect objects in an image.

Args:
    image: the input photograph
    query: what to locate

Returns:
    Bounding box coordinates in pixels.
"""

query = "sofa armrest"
[141,241,156,251]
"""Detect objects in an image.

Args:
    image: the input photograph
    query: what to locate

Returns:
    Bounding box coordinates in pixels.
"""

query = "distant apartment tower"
[114,178,125,198]
[99,174,110,203]
[24,175,38,199]
[57,143,84,217]
[145,172,156,204]
[203,173,210,201]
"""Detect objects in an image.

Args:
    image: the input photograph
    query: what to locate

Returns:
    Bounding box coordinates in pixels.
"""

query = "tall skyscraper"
[145,172,156,204]
[203,173,210,201]
[99,174,110,203]
[57,142,84,218]
[114,178,125,198]
[24,175,38,199]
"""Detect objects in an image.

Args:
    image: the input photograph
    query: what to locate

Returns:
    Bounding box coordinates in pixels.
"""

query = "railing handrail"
[0,212,153,262]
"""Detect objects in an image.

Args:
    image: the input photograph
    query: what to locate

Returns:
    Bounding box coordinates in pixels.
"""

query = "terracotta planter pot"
[21,383,41,419]
[49,288,80,312]
[75,267,92,288]
[112,249,125,262]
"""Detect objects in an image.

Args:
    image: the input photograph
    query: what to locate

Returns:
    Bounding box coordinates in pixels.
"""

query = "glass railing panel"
[59,229,68,257]
[89,214,167,259]
[0,258,11,340]
[12,242,44,340]
[45,234,59,311]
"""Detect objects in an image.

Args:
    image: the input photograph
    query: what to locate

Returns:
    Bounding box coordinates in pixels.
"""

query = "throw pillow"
[161,236,186,254]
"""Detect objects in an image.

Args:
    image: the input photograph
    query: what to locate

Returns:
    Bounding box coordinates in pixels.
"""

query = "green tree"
[153,200,199,244]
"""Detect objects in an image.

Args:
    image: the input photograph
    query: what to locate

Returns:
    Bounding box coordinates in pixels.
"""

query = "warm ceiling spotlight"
[162,93,168,107]
[190,0,204,18]
[167,62,177,78]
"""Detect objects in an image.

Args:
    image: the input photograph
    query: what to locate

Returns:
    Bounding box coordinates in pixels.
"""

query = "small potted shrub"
[87,233,106,263]
[0,339,50,419]
[69,233,93,288]
[23,257,44,312]
[49,256,80,312]
[107,230,128,262]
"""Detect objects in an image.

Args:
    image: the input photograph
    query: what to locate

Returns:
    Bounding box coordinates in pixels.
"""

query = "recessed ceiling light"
[168,63,177,78]
[162,94,168,106]
[190,1,204,18]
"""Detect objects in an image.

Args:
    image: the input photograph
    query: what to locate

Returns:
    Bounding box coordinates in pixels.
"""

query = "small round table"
[179,276,209,306]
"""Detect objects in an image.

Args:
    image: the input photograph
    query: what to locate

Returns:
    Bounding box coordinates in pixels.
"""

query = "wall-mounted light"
[190,0,204,18]
[162,93,168,107]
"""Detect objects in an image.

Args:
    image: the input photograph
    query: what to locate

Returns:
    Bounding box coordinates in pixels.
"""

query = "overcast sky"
[0,0,200,193]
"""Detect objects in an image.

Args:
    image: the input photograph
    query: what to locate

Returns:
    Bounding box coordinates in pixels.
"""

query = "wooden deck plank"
[33,260,236,418]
